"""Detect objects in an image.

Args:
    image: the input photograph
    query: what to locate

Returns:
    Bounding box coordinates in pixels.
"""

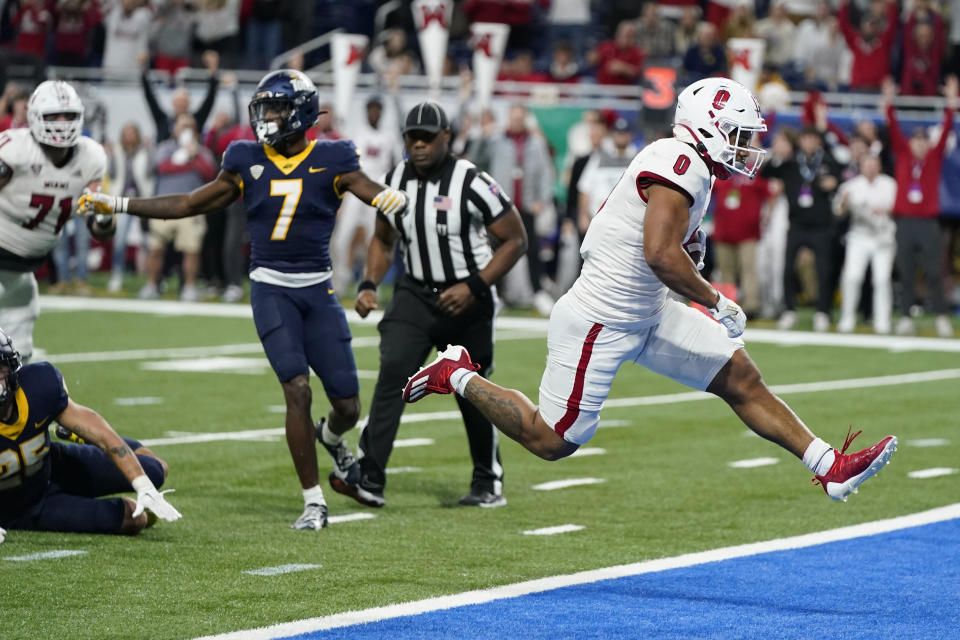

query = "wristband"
[357,280,377,294]
[117,196,130,213]
[131,474,154,493]
[465,273,488,299]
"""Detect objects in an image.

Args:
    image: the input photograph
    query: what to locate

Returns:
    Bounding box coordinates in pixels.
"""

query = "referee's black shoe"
[458,488,507,508]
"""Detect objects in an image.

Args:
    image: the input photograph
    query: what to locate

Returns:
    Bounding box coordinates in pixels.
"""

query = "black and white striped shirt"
[380,154,514,287]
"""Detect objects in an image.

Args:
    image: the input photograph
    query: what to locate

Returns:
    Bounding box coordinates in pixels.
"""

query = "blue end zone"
[293,519,960,640]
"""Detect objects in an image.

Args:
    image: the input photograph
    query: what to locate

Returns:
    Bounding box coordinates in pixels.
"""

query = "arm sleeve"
[469,170,513,225]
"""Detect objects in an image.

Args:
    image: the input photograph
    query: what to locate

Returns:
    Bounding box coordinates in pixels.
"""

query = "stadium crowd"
[0,0,958,335]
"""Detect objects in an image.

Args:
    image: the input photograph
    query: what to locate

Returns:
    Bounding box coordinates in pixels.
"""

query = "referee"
[333,101,527,508]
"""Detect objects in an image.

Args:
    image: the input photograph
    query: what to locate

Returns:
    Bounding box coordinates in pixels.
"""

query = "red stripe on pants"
[554,323,603,438]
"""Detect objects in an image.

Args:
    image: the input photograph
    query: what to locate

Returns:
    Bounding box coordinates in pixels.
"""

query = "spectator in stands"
[545,0,592,63]
[840,133,871,181]
[712,160,770,318]
[801,91,849,154]
[106,122,155,294]
[755,0,796,72]
[11,0,52,63]
[52,0,102,67]
[682,22,727,83]
[0,86,29,131]
[463,0,549,55]
[900,3,947,97]
[853,118,893,174]
[764,126,843,332]
[577,117,636,233]
[757,129,794,318]
[306,102,343,141]
[834,153,897,334]
[674,6,703,57]
[140,114,216,301]
[102,0,153,74]
[488,104,555,315]
[837,0,898,91]
[461,109,500,173]
[883,76,956,337]
[547,41,581,83]
[368,28,417,77]
[499,51,550,83]
[793,2,849,91]
[721,1,756,41]
[636,2,675,62]
[202,75,253,303]
[244,0,291,70]
[149,0,197,77]
[589,19,645,86]
[193,0,241,69]
[140,49,220,143]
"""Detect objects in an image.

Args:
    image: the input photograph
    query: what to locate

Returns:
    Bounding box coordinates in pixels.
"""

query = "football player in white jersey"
[402,77,898,503]
[0,80,110,360]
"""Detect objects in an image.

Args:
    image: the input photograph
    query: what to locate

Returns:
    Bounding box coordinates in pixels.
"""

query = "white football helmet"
[673,77,767,179]
[27,80,85,148]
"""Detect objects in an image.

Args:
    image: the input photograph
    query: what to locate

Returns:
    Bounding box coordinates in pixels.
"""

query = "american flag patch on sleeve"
[433,195,452,210]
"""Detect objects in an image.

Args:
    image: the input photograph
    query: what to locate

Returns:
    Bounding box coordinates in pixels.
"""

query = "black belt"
[403,274,464,295]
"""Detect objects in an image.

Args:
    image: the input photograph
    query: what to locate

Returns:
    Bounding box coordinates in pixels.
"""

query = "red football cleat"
[402,345,479,403]
[813,428,898,501]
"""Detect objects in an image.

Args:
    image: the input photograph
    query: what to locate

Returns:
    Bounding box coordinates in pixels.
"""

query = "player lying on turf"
[0,329,180,537]
[403,77,897,502]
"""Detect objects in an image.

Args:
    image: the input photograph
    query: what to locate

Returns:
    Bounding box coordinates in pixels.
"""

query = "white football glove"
[131,475,182,523]
[77,191,128,217]
[0,525,6,544]
[710,290,746,338]
[683,226,706,271]
[371,188,408,216]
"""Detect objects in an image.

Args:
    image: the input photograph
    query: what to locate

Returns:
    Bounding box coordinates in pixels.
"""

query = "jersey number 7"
[269,179,303,240]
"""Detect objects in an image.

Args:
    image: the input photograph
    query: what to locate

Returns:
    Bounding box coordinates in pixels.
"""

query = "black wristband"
[357,280,377,294]
[465,273,488,299]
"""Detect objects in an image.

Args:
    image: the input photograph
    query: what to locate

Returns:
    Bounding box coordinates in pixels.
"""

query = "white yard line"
[907,468,958,479]
[39,295,960,352]
[3,549,88,562]
[532,478,605,491]
[522,524,585,536]
[907,438,950,447]
[243,564,322,577]
[328,513,376,524]
[728,457,780,469]
[192,503,960,640]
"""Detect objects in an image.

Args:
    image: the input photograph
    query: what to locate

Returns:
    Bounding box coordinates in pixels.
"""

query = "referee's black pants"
[357,275,503,497]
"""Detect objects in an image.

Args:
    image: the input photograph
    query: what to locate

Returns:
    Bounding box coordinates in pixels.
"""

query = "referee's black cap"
[403,101,450,134]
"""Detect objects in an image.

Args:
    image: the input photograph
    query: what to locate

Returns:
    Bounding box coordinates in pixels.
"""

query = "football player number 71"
[269,179,303,241]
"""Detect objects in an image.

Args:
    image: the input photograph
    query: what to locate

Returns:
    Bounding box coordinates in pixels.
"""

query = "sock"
[803,437,836,475]
[450,369,479,396]
[302,485,325,506]
[320,419,341,446]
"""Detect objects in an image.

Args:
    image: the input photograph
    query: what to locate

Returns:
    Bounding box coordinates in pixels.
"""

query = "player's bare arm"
[355,216,400,318]
[437,206,528,316]
[643,183,719,307]
[338,169,409,216]
[79,170,241,220]
[57,398,182,522]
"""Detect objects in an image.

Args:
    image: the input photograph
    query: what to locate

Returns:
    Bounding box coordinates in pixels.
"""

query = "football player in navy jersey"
[79,70,409,531]
[0,329,180,538]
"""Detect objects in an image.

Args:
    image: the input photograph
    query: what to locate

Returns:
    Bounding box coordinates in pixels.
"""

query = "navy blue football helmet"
[0,328,22,406]
[248,69,321,146]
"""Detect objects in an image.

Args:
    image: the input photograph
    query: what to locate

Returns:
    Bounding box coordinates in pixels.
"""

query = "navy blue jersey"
[0,362,69,519]
[222,139,361,274]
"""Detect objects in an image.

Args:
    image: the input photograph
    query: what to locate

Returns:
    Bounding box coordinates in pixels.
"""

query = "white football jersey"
[569,137,714,330]
[0,128,106,259]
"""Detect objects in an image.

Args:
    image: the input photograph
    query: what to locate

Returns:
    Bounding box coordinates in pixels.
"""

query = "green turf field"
[2,300,958,640]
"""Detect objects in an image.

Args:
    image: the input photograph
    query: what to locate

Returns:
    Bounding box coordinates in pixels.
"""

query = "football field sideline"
[191,502,960,640]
